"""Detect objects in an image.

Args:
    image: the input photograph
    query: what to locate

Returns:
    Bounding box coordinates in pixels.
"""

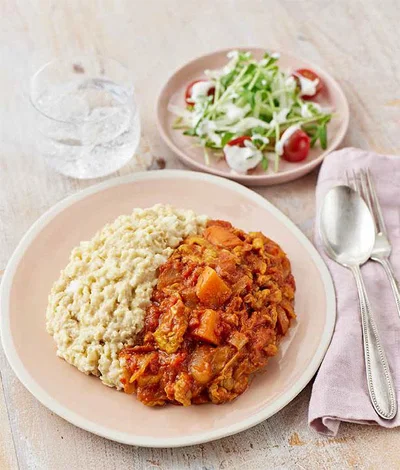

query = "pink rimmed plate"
[0,170,335,447]
[157,48,349,186]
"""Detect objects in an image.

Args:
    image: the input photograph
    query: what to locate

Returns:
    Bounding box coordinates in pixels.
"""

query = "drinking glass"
[30,56,141,179]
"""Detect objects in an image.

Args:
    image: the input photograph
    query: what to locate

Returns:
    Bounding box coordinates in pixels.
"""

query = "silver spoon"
[319,185,397,420]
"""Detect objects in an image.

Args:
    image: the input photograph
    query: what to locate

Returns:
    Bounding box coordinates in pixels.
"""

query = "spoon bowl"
[319,185,375,267]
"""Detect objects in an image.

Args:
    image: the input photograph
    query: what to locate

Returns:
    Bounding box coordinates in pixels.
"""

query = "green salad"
[170,50,332,173]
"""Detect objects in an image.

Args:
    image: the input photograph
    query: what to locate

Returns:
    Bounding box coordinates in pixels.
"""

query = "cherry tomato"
[293,69,323,99]
[282,130,310,162]
[226,136,252,147]
[185,80,215,105]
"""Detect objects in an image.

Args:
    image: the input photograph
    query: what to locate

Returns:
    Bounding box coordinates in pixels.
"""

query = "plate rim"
[0,169,336,447]
[156,47,350,185]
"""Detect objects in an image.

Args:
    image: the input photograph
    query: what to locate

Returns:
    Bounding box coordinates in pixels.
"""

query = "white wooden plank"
[0,359,19,469]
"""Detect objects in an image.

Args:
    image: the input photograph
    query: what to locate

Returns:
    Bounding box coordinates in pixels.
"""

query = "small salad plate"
[157,48,349,186]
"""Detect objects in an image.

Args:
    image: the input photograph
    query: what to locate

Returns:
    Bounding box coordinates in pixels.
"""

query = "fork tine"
[352,169,362,194]
[366,168,387,235]
[359,169,375,219]
[345,170,353,188]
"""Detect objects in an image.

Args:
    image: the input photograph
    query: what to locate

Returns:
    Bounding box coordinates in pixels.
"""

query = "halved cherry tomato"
[293,69,323,99]
[282,130,310,162]
[185,80,215,105]
[226,136,252,147]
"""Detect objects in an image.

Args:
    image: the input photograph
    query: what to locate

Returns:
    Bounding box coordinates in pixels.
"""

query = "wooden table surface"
[1,0,400,468]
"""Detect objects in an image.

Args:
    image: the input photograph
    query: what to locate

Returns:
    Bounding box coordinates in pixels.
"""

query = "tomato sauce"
[120,220,296,406]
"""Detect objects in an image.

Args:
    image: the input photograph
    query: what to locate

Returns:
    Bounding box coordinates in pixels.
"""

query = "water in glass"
[31,57,141,179]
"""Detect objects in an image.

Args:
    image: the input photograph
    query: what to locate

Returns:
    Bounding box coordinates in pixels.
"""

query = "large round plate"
[0,170,335,447]
[157,48,349,186]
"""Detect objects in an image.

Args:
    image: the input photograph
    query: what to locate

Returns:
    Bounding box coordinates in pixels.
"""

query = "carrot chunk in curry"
[120,220,296,406]
[196,266,231,308]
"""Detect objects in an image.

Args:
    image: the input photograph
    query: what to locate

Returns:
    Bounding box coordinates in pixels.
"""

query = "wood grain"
[1,0,400,468]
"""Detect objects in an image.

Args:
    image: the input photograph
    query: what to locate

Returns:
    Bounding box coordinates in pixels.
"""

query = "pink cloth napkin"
[309,147,400,436]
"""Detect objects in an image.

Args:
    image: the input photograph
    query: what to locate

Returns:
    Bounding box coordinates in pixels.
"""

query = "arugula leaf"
[261,53,279,68]
[172,117,185,129]
[240,89,255,107]
[220,70,236,88]
[221,132,234,147]
[310,132,319,148]
[205,141,220,149]
[318,124,328,149]
[251,126,268,135]
[261,156,269,171]
[244,63,257,77]
[302,124,318,134]
[238,51,252,62]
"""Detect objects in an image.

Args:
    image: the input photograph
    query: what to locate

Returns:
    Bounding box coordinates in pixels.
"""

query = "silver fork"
[347,168,400,319]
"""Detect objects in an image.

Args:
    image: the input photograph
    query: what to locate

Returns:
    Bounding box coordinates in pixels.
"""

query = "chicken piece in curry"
[120,220,296,406]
